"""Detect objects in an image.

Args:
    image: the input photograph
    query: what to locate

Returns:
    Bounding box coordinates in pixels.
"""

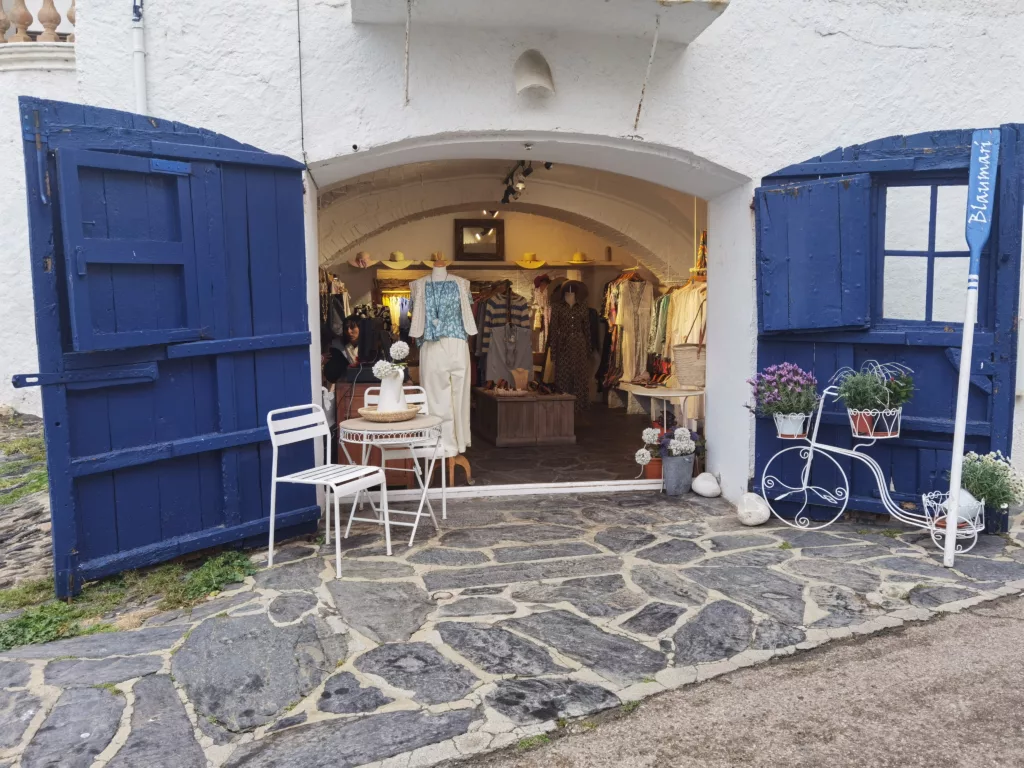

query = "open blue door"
[754,127,1021,521]
[16,98,316,596]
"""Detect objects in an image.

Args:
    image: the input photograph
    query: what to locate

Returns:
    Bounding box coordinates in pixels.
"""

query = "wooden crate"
[473,388,576,447]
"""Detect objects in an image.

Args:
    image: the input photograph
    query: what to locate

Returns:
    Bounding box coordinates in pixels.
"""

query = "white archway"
[309,131,748,200]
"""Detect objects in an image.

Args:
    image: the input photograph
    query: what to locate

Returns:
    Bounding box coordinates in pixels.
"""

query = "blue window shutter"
[56,149,204,351]
[756,174,872,333]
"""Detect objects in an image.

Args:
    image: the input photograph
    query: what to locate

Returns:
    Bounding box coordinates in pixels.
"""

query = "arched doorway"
[314,148,747,497]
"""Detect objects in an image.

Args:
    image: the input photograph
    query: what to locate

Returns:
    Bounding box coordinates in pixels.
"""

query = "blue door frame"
[754,127,1021,519]
[16,98,317,596]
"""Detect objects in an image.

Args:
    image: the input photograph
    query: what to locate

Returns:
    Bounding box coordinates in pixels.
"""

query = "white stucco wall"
[5,0,1024,498]
[0,65,78,417]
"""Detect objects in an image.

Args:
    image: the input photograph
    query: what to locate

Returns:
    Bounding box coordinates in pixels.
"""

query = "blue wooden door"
[754,127,1021,520]
[15,98,317,596]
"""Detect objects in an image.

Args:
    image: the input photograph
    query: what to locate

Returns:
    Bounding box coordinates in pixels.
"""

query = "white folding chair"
[364,385,448,523]
[266,404,388,578]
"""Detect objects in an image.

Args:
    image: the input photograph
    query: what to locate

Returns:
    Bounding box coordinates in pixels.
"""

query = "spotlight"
[482,209,489,215]
[514,180,526,191]
[522,163,534,177]
[544,162,553,170]
[491,210,500,218]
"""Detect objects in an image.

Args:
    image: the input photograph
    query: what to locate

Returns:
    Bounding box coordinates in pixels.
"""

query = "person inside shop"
[322,318,364,384]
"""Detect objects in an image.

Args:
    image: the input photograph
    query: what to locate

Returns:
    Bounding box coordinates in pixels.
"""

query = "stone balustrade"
[1,0,76,44]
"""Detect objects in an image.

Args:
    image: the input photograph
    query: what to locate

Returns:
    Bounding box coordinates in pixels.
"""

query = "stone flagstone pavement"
[2,491,1024,768]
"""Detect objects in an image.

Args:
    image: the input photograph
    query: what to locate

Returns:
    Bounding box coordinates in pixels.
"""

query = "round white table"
[338,414,443,554]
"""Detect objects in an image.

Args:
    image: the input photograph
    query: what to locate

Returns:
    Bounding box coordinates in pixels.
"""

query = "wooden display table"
[473,388,576,447]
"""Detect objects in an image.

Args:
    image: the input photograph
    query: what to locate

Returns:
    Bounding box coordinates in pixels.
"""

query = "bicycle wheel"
[761,445,849,530]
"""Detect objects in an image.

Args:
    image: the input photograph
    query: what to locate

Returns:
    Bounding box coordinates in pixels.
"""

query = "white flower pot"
[377,372,407,413]
[773,413,809,439]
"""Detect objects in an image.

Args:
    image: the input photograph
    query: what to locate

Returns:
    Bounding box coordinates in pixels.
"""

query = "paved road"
[471,596,1024,768]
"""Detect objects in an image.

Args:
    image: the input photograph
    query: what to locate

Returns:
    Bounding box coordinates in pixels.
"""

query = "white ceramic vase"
[377,371,407,413]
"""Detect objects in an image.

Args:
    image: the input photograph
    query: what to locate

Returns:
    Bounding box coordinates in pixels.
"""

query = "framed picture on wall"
[454,219,505,262]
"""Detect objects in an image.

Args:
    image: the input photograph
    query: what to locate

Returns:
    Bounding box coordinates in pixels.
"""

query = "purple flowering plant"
[747,363,818,417]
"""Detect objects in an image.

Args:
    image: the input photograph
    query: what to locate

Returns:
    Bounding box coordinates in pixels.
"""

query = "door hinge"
[33,110,49,206]
[150,158,192,176]
[12,363,159,389]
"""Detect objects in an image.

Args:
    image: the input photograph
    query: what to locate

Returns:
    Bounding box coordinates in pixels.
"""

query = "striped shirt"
[481,293,531,352]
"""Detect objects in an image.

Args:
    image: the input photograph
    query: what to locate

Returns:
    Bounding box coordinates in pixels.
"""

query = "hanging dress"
[549,302,592,412]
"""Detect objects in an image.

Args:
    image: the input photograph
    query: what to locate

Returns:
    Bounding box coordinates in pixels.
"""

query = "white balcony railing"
[1,0,76,44]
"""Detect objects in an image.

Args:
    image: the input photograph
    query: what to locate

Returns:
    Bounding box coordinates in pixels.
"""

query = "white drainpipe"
[132,1,148,114]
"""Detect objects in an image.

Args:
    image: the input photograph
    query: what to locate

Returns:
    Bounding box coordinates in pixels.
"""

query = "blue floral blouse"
[419,279,467,344]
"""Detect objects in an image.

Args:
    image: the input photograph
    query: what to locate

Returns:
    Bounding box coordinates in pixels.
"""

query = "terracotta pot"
[850,411,875,437]
[644,457,663,479]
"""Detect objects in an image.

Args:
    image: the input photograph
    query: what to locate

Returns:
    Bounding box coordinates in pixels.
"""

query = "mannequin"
[410,253,477,484]
[549,280,592,412]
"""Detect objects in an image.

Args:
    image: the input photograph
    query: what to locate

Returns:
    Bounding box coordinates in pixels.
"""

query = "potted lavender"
[661,428,696,496]
[747,363,819,439]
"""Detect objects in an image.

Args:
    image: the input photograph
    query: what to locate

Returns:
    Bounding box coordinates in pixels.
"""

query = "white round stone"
[691,472,721,498]
[737,492,771,526]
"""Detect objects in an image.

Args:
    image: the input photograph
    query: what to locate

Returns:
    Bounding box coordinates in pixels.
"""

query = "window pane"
[883,256,927,320]
[934,185,969,251]
[885,186,931,251]
[931,257,970,323]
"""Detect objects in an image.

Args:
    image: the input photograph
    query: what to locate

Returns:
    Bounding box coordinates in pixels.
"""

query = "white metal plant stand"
[761,386,982,554]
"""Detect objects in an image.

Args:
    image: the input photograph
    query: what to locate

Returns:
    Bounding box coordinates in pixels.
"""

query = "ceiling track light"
[544,161,553,170]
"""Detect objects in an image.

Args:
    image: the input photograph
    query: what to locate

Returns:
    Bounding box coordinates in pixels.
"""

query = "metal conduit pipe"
[132,0,148,114]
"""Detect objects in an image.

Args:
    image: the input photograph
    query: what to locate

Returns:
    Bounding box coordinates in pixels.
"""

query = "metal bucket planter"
[663,454,695,496]
[985,505,1010,534]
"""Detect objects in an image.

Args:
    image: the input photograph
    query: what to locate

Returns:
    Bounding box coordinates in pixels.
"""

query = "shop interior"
[317,160,708,489]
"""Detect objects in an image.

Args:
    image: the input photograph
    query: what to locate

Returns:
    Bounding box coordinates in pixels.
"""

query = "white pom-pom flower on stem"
[634,447,652,479]
[390,341,410,362]
[372,360,398,380]
[641,428,661,446]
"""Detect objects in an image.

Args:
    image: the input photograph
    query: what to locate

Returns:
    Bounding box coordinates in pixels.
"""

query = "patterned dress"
[550,302,592,411]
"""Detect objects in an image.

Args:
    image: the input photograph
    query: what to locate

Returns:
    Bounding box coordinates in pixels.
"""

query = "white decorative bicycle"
[761,381,984,555]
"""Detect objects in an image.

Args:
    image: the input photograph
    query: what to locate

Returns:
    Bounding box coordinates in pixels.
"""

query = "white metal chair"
[266,404,388,578]
[363,385,448,522]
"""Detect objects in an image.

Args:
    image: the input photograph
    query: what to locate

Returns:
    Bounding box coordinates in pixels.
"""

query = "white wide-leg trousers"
[419,337,471,457]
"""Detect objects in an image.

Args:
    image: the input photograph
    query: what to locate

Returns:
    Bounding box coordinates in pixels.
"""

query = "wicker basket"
[672,344,706,387]
[357,405,421,422]
[671,298,706,387]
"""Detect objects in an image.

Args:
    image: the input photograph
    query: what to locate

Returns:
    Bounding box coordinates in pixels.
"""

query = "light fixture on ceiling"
[491,210,500,218]
[522,162,534,178]
[544,162,553,170]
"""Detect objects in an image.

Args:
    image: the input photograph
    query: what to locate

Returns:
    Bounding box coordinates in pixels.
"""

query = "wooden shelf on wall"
[365,262,628,279]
